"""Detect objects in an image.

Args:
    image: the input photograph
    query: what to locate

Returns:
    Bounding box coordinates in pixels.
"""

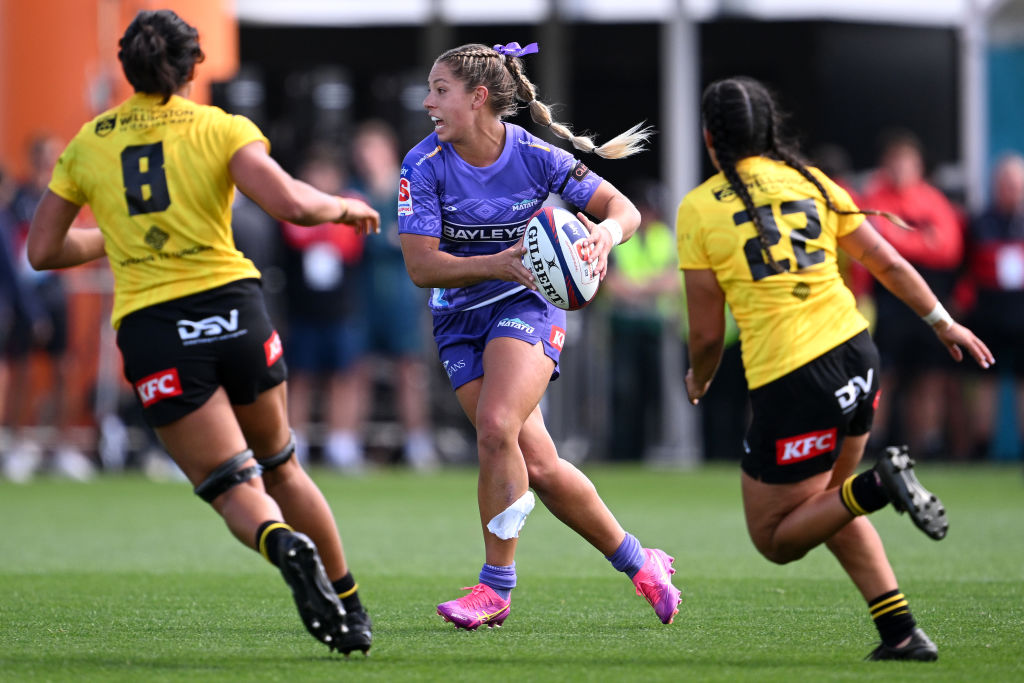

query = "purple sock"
[606,533,645,579]
[479,562,516,600]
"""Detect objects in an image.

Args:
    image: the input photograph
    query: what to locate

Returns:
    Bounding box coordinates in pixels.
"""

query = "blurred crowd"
[2,122,1023,483]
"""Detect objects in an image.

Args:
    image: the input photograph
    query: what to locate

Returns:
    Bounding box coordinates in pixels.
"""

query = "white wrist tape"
[922,301,953,327]
[486,491,535,540]
[602,219,623,247]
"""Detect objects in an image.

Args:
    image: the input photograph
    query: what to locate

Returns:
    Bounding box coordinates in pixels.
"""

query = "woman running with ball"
[398,42,681,629]
[677,76,994,661]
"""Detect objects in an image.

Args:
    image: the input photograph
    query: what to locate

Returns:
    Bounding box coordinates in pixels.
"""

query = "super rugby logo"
[177,310,242,344]
[525,223,567,307]
[135,368,182,407]
[776,428,837,465]
[398,177,412,216]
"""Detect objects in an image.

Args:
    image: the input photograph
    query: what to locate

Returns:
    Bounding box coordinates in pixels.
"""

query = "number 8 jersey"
[48,92,264,328]
[676,156,869,389]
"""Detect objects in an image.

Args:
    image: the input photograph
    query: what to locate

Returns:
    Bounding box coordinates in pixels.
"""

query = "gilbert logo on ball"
[523,206,600,310]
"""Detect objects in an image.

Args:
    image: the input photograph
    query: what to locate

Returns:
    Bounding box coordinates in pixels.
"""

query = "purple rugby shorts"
[432,289,566,390]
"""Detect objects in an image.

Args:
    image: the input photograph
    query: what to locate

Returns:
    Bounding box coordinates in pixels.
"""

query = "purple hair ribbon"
[492,42,539,58]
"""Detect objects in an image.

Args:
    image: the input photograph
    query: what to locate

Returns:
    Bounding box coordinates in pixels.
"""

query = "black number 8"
[121,142,171,215]
[732,198,824,281]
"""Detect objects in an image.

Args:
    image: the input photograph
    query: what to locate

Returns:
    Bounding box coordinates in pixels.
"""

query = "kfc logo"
[549,325,566,351]
[136,368,183,407]
[776,428,836,465]
[264,330,283,366]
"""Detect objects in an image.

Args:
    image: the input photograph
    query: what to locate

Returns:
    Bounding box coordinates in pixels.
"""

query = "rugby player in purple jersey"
[398,41,681,630]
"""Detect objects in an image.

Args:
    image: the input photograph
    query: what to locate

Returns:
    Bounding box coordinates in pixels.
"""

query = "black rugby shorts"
[116,279,287,427]
[742,330,879,484]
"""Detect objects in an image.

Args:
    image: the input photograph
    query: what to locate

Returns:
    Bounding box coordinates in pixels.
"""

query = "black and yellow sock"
[255,521,294,567]
[869,589,917,647]
[332,572,363,614]
[839,470,889,516]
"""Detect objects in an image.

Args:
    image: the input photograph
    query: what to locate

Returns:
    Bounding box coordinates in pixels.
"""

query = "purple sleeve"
[548,146,603,210]
[397,159,441,238]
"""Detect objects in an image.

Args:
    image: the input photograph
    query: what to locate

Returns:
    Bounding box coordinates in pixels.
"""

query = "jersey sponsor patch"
[264,330,283,366]
[571,161,590,182]
[398,177,412,216]
[95,114,117,137]
[775,428,837,465]
[136,368,183,407]
[549,325,566,351]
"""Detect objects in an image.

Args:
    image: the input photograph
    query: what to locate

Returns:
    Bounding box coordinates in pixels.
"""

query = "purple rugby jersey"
[397,122,603,314]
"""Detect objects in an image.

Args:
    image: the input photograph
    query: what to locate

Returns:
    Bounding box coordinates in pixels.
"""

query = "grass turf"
[1,462,1022,681]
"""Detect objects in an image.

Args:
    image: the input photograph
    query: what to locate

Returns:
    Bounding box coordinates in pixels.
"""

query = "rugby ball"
[522,206,599,310]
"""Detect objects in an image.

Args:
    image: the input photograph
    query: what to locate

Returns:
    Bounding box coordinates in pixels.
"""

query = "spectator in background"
[349,120,437,470]
[280,145,368,470]
[602,181,680,460]
[3,134,96,482]
[861,130,965,459]
[0,163,47,480]
[963,153,1024,460]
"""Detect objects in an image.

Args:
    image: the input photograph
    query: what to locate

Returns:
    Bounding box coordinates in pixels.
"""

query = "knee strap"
[257,431,296,473]
[194,450,261,503]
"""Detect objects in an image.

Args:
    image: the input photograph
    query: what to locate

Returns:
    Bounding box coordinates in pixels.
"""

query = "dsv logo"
[834,369,874,412]
[177,310,240,341]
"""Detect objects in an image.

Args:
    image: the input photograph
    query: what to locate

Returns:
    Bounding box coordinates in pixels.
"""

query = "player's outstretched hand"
[498,239,537,290]
[336,197,381,234]
[577,212,613,281]
[934,321,995,368]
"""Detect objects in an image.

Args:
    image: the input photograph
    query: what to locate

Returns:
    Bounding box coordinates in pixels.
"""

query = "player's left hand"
[577,212,613,280]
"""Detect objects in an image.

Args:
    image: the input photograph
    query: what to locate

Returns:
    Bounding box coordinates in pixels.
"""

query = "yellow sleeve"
[221,113,270,159]
[675,195,710,270]
[48,138,87,206]
[814,169,865,237]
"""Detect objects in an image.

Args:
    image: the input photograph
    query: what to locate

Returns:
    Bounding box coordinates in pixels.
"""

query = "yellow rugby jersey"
[676,156,869,389]
[49,93,266,328]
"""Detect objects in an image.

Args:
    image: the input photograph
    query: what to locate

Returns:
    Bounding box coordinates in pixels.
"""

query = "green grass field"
[1,462,1022,682]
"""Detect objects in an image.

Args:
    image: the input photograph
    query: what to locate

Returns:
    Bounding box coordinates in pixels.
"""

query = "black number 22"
[732,198,824,281]
[121,142,171,215]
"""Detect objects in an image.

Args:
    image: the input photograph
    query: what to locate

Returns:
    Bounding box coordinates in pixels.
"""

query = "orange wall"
[0,0,238,179]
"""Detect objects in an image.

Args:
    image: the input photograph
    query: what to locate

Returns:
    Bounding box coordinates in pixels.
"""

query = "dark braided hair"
[118,10,205,104]
[701,77,907,274]
[436,43,651,159]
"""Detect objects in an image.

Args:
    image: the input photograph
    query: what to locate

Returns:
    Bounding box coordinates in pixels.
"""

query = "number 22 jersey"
[48,92,264,328]
[676,156,869,389]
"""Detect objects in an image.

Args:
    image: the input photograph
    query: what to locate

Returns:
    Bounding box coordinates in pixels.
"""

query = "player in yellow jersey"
[677,77,993,662]
[26,9,379,656]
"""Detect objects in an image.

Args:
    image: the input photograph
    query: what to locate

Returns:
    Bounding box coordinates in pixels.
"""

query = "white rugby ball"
[522,206,600,311]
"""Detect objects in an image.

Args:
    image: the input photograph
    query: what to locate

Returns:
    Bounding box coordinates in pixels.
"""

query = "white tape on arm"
[486,491,536,540]
[602,218,623,247]
[922,301,953,327]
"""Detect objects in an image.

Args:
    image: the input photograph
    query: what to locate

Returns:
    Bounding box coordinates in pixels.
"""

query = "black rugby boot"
[875,446,948,540]
[276,532,350,652]
[335,608,373,656]
[866,627,939,661]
